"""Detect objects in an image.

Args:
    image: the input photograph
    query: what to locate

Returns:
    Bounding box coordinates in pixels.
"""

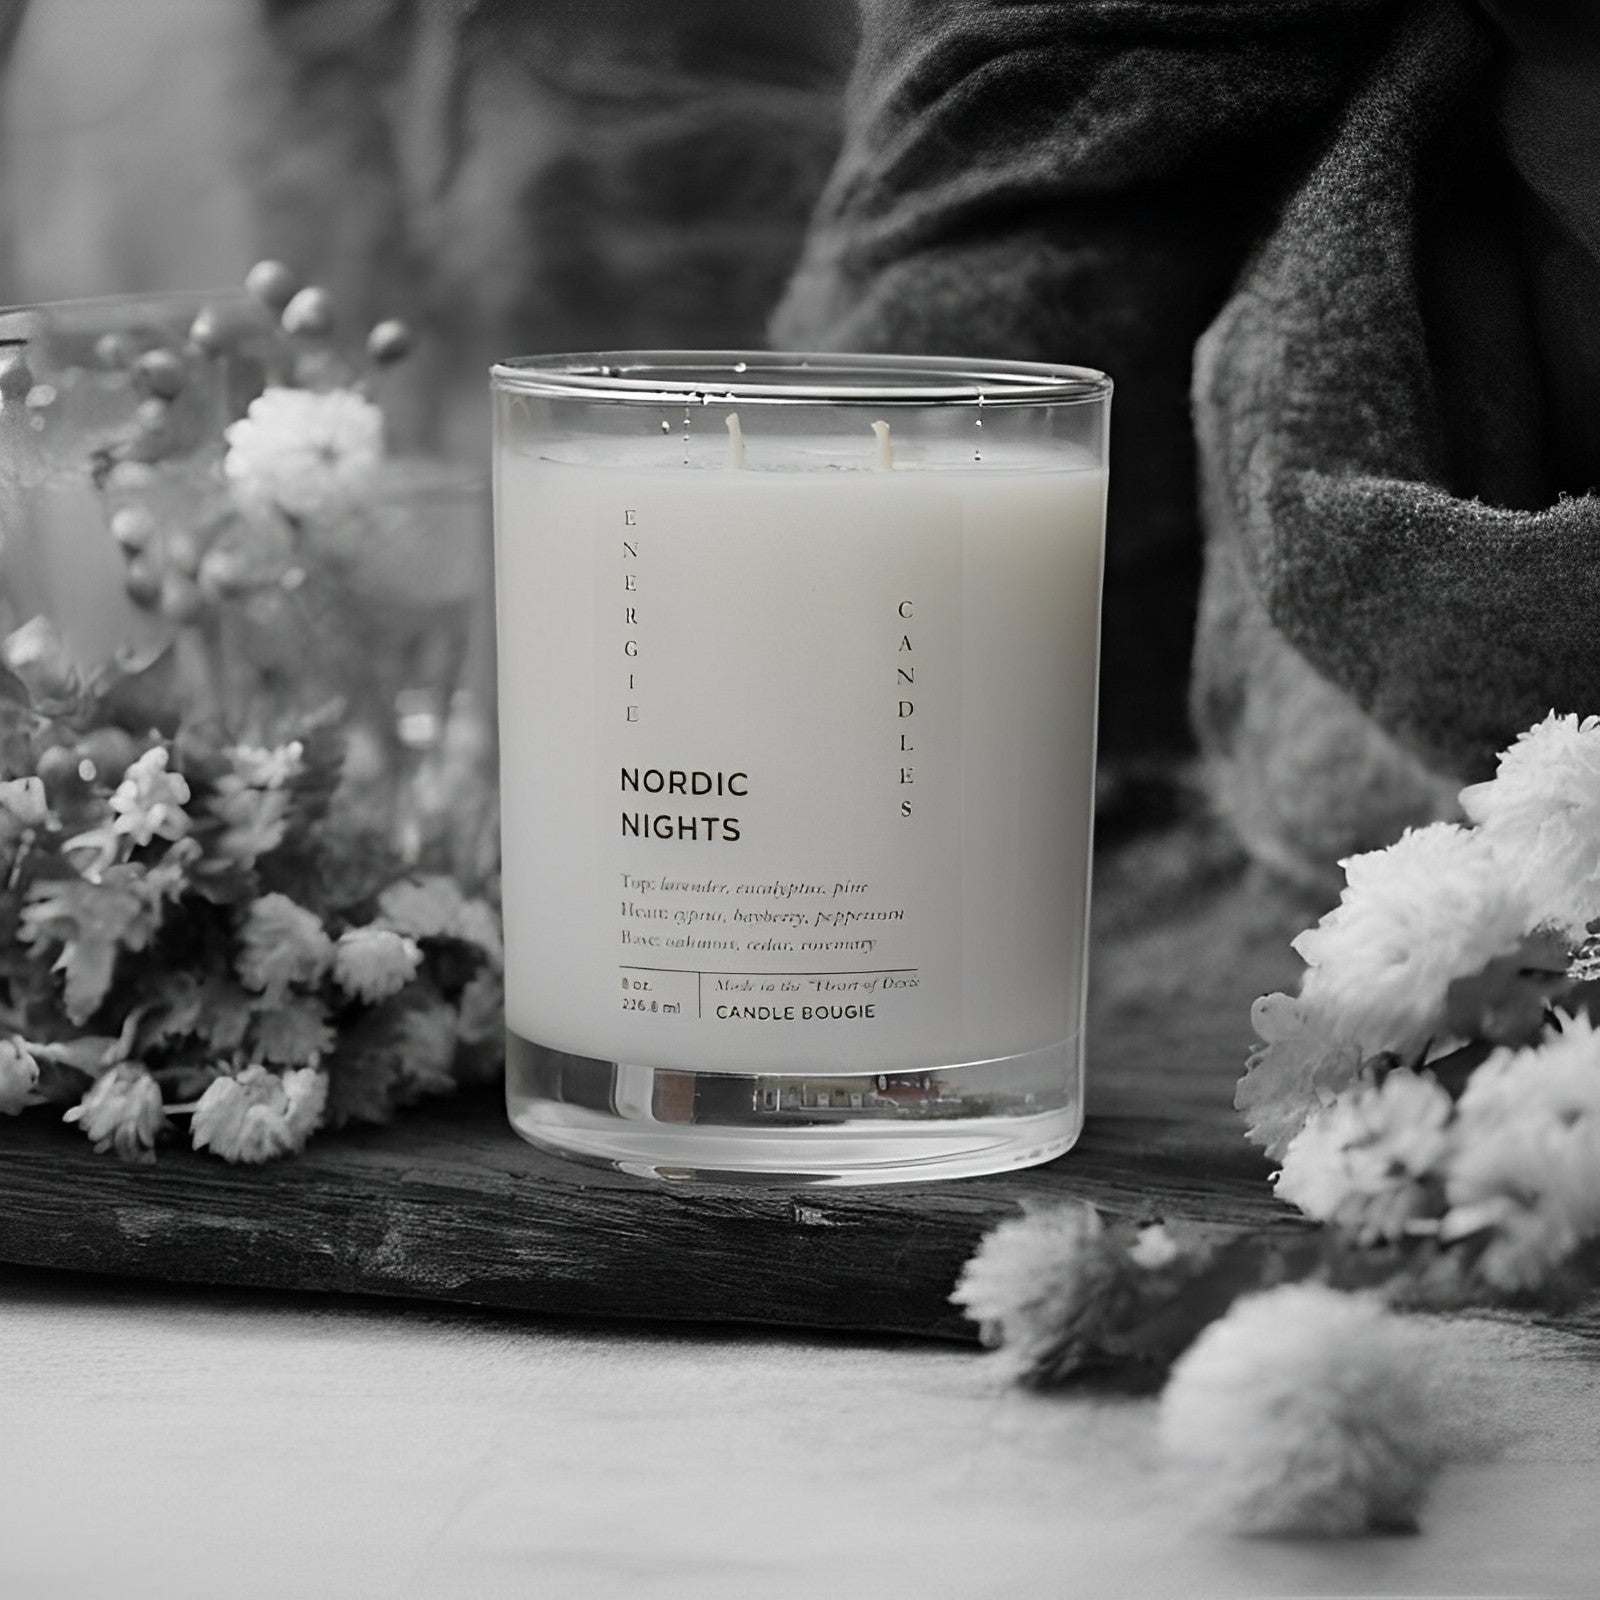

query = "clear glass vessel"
[0,292,496,856]
[491,351,1110,1183]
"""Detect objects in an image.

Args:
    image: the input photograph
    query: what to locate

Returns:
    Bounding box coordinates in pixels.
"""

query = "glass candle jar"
[491,352,1110,1183]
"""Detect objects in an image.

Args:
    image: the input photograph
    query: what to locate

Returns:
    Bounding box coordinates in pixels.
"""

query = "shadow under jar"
[492,352,1110,1183]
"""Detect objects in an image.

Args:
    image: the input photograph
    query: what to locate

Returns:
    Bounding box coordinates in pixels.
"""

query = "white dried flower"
[455,967,505,1047]
[332,926,421,1004]
[1292,823,1538,1058]
[207,784,290,864]
[0,776,48,828]
[191,1064,327,1163]
[1275,1069,1453,1242]
[392,999,460,1099]
[1237,992,1368,1160]
[110,746,191,847]
[1460,712,1600,936]
[0,1037,39,1114]
[1442,1010,1600,1291]
[251,998,336,1067]
[1127,1223,1183,1271]
[224,385,383,519]
[226,741,305,790]
[235,893,334,1001]
[63,1061,167,1162]
[950,1204,1126,1383]
[375,874,502,962]
[1159,1283,1446,1536]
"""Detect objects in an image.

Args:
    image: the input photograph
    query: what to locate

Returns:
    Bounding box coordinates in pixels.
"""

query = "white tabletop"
[3,1270,1597,1600]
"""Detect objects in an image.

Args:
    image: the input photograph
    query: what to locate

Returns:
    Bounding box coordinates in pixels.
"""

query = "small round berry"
[0,355,34,400]
[105,460,158,492]
[95,331,137,369]
[188,303,240,355]
[189,305,223,353]
[366,319,412,364]
[36,742,85,800]
[16,652,76,703]
[125,400,175,462]
[159,571,206,625]
[245,259,299,312]
[290,348,344,389]
[110,506,157,553]
[76,726,138,787]
[124,557,162,609]
[133,347,187,400]
[134,397,171,431]
[164,529,202,578]
[281,286,334,337]
[198,547,254,599]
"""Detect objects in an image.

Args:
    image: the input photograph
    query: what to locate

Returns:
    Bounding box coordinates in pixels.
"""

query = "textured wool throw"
[774,0,1600,889]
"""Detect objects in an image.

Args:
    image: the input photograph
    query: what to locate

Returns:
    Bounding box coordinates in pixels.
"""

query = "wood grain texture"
[0,1091,1312,1341]
[0,824,1323,1340]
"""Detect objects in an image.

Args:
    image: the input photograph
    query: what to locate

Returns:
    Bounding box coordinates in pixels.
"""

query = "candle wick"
[725,411,745,469]
[872,419,894,470]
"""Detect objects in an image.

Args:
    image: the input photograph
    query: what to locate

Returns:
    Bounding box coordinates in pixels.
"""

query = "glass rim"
[489,350,1111,408]
[0,287,247,319]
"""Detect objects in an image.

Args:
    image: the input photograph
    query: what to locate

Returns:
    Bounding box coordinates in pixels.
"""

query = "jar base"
[504,1031,1083,1184]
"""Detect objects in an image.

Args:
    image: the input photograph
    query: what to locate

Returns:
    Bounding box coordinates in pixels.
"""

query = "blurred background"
[0,0,859,457]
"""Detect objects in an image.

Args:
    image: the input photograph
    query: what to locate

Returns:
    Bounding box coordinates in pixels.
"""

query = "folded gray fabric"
[1195,0,1600,885]
[774,0,1600,887]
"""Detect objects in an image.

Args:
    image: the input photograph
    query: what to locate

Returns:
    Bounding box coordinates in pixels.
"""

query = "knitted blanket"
[773,0,1600,888]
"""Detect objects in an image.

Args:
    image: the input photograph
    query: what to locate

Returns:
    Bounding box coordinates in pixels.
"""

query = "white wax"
[493,436,1105,1075]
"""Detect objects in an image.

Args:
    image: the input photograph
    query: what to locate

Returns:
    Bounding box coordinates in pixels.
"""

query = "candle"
[491,354,1110,1182]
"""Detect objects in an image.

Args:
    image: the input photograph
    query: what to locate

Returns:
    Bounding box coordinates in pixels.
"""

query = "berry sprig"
[76,261,415,633]
[241,259,411,392]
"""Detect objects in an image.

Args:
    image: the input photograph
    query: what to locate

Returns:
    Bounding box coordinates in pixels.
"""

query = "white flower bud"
[0,1037,39,1114]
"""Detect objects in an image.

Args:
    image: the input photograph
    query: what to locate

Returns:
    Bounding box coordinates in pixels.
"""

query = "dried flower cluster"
[1159,1284,1445,1536]
[0,262,500,1162]
[1247,712,1600,1299]
[953,1201,1454,1536]
[0,644,502,1162]
[224,386,385,520]
[950,1207,1233,1384]
[953,712,1600,1538]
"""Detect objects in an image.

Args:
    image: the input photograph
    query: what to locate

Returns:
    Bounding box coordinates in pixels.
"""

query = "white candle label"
[599,470,964,1066]
[495,448,1104,1078]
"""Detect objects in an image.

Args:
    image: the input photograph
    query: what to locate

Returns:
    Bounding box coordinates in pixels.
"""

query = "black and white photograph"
[0,1,1597,1595]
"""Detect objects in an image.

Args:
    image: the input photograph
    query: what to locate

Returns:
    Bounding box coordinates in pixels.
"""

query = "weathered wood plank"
[0,1091,1310,1341]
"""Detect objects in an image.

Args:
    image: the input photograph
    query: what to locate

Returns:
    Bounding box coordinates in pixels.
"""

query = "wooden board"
[0,1088,1309,1342]
[0,822,1324,1341]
